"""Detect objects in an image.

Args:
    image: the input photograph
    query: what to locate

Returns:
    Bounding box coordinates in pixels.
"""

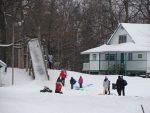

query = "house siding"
[90,61,99,71]
[127,52,147,71]
[89,53,99,71]
[127,61,146,71]
[88,52,147,72]
[147,52,150,73]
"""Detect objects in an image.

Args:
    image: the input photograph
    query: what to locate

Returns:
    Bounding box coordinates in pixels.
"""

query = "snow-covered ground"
[0,68,150,113]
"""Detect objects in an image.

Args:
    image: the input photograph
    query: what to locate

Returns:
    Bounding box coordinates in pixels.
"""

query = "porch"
[82,52,147,75]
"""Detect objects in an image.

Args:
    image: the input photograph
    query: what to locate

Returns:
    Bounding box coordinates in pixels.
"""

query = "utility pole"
[12,24,15,85]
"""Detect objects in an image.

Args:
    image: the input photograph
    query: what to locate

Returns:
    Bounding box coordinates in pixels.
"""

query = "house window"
[138,54,142,58]
[105,54,109,60]
[119,35,126,43]
[105,54,115,61]
[128,53,132,61]
[92,54,97,60]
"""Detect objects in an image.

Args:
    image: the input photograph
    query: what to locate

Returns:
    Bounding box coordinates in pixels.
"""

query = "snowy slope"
[28,39,48,80]
[0,68,150,113]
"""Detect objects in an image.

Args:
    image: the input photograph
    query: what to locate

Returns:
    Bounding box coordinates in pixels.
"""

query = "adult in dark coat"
[70,77,76,89]
[116,76,126,96]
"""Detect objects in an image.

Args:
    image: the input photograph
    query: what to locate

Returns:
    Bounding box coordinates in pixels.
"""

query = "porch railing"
[82,62,90,71]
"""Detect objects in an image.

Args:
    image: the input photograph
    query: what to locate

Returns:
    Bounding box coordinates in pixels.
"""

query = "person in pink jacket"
[78,76,83,88]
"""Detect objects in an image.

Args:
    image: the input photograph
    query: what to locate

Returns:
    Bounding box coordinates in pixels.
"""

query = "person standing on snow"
[103,76,110,95]
[70,77,76,89]
[116,76,127,96]
[64,70,68,78]
[48,55,53,69]
[59,70,66,86]
[78,76,83,88]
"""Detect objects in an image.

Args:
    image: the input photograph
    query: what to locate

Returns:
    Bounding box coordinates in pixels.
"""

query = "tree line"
[0,0,150,71]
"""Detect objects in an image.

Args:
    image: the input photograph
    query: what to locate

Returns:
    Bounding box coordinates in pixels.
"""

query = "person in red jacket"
[59,70,66,86]
[55,82,63,94]
[78,76,83,88]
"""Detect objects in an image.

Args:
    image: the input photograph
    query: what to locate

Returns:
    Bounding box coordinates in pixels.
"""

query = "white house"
[81,23,150,76]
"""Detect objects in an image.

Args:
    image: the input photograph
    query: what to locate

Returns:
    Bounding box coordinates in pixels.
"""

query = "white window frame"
[92,54,97,60]
[119,35,127,44]
[128,53,132,61]
[138,54,142,58]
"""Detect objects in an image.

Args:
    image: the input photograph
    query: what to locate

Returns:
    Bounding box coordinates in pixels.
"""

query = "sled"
[98,93,105,95]
[40,86,52,93]
[74,86,84,91]
[98,93,117,96]
[40,89,52,93]
[74,84,93,91]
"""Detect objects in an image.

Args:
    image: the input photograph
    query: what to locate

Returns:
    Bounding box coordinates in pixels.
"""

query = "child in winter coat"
[59,70,66,86]
[70,77,76,89]
[55,82,63,94]
[103,76,110,95]
[78,76,83,88]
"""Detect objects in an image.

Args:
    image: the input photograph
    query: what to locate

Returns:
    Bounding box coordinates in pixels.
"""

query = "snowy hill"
[0,68,150,113]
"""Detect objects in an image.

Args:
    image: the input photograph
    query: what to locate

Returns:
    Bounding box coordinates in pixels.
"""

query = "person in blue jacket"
[70,77,76,89]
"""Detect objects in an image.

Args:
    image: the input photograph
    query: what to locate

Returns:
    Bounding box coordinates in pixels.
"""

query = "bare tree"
[1,0,150,71]
[0,0,7,62]
[139,0,150,23]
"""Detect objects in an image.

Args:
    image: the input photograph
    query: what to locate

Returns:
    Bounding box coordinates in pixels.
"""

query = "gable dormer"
[107,24,134,45]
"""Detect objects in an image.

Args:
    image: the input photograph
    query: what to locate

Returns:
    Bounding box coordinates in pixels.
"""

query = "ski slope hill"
[0,68,150,113]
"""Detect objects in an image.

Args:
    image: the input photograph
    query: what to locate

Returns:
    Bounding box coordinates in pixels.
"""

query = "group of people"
[115,76,127,96]
[41,70,127,96]
[55,70,67,94]
[70,76,83,89]
[40,70,84,94]
[55,70,84,94]
[103,75,127,96]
